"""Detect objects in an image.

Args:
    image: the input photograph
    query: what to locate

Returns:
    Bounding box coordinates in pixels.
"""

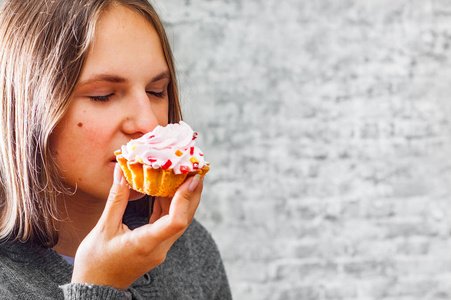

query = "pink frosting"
[117,121,208,175]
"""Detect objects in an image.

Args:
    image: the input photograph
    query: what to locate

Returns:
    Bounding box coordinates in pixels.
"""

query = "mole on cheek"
[77,122,83,127]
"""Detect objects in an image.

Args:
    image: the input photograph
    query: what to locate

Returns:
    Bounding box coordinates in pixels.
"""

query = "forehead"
[80,4,168,80]
[95,4,152,34]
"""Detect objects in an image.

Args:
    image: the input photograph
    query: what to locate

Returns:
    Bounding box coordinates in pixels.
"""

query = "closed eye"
[147,91,166,98]
[89,93,114,102]
[89,90,166,102]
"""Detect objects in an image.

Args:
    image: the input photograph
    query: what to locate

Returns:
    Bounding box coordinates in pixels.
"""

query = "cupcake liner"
[116,155,210,197]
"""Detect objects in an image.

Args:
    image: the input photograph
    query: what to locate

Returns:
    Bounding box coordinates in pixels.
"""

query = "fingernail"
[189,174,200,192]
[114,163,122,184]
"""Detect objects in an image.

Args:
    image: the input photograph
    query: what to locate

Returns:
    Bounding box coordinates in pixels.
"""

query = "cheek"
[54,120,109,162]
[74,121,112,153]
[53,120,113,187]
[152,101,169,126]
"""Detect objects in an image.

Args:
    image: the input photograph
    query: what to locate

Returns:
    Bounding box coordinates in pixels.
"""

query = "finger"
[168,174,201,228]
[98,163,130,229]
[149,197,166,224]
[185,175,203,220]
[171,175,203,225]
[135,175,202,243]
[158,197,171,215]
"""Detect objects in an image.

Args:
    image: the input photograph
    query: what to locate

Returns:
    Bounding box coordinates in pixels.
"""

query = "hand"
[71,164,203,290]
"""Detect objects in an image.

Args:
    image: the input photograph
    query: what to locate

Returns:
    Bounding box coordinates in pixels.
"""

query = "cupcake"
[114,121,210,197]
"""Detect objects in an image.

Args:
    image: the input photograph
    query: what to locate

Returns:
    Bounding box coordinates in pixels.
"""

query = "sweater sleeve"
[59,283,132,300]
[187,220,233,300]
[206,237,233,300]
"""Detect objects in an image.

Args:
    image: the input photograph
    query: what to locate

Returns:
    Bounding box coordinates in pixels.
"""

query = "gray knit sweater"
[0,219,232,299]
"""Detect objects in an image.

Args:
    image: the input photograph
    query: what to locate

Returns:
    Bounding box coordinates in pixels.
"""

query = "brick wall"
[157,1,451,299]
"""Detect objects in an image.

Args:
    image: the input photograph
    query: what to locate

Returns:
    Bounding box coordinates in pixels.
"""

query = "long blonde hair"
[0,0,181,247]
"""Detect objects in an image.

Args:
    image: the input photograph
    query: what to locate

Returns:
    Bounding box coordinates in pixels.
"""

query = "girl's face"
[52,5,170,201]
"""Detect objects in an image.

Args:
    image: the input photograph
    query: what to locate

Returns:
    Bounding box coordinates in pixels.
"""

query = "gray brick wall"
[157,0,451,299]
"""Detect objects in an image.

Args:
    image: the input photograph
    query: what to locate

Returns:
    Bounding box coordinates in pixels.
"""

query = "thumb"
[135,175,202,242]
[98,163,130,228]
[168,174,202,226]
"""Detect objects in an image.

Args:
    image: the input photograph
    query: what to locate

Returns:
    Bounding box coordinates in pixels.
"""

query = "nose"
[121,92,161,138]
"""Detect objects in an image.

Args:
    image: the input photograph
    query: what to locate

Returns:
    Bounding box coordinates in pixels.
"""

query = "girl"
[0,0,231,299]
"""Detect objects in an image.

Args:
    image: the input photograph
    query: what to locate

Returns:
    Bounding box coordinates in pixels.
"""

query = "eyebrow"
[77,74,126,87]
[77,70,170,87]
[151,71,170,83]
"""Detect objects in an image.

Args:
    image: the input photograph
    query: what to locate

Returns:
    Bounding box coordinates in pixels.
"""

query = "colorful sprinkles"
[121,123,207,174]
[161,160,172,170]
[180,166,190,174]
